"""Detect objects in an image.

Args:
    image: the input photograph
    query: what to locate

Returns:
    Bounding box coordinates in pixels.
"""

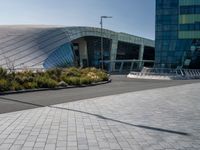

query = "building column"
[138,43,144,70]
[78,39,88,67]
[110,34,118,72]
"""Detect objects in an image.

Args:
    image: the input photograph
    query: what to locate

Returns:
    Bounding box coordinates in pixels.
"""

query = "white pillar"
[110,34,118,72]
[78,39,88,67]
[138,44,144,69]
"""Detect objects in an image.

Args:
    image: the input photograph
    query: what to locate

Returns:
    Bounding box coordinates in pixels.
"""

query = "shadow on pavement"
[0,96,190,136]
[52,106,190,136]
[0,96,44,107]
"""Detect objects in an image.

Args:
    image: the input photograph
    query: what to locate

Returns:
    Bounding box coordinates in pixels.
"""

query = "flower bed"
[0,67,109,92]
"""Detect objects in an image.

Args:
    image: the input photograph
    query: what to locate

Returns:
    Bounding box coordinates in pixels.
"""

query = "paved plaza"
[0,82,200,150]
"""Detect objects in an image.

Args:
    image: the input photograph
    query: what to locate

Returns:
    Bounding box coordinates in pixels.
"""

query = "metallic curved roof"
[0,25,154,69]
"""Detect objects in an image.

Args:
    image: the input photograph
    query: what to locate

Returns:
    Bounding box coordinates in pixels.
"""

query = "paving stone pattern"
[0,83,200,150]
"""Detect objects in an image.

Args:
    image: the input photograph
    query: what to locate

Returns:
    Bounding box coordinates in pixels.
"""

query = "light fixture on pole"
[100,16,112,70]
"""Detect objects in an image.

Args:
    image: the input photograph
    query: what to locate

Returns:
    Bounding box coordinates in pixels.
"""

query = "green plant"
[69,77,80,85]
[10,81,23,91]
[0,79,9,92]
[17,70,34,77]
[86,71,100,81]
[62,76,80,85]
[5,72,16,82]
[80,67,108,82]
[23,82,38,89]
[96,71,109,81]
[80,77,92,85]
[0,67,7,78]
[63,67,81,77]
[15,75,34,84]
[35,76,57,88]
[46,68,62,80]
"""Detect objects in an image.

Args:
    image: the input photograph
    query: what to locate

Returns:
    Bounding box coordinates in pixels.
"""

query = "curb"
[0,79,112,96]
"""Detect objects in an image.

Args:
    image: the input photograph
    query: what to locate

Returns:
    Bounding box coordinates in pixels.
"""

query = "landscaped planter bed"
[0,67,110,94]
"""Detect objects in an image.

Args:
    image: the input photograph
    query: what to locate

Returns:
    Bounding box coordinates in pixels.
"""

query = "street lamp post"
[100,16,112,70]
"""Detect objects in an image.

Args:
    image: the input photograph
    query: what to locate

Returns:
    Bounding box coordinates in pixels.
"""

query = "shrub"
[81,67,108,82]
[23,82,38,89]
[96,71,109,81]
[50,74,60,82]
[35,71,45,77]
[6,72,16,82]
[61,75,69,83]
[15,76,34,84]
[63,67,81,77]
[81,67,95,75]
[26,70,35,76]
[86,72,100,81]
[46,68,62,80]
[35,76,57,88]
[62,76,80,85]
[17,70,34,77]
[0,79,9,92]
[80,77,92,85]
[69,77,80,85]
[0,67,7,78]
[14,76,23,84]
[10,81,23,91]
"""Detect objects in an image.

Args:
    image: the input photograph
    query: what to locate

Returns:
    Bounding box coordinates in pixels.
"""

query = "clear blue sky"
[0,0,155,39]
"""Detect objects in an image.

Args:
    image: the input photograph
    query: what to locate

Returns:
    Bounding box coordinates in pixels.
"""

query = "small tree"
[4,56,16,73]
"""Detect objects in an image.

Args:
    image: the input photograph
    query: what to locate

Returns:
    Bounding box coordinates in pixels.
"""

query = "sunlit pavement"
[0,82,200,150]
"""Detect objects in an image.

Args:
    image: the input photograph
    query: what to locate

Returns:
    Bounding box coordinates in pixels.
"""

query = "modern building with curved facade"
[0,25,154,71]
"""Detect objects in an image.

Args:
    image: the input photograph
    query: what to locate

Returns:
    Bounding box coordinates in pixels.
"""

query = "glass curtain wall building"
[156,0,200,69]
[0,26,154,71]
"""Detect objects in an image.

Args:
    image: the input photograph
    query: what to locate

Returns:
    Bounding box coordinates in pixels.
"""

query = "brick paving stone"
[23,141,35,147]
[44,143,56,150]
[56,147,67,150]
[34,142,45,148]
[21,147,33,150]
[10,144,23,150]
[0,143,12,150]
[33,148,44,150]
[0,83,200,150]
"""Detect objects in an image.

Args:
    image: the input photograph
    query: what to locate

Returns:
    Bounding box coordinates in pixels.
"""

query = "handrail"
[103,60,154,63]
[128,67,200,80]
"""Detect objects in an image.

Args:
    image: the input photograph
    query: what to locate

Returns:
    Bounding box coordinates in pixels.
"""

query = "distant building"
[155,0,200,69]
[0,26,154,71]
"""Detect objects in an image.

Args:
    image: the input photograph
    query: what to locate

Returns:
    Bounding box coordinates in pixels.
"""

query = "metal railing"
[128,67,200,80]
[102,60,155,72]
[180,69,200,79]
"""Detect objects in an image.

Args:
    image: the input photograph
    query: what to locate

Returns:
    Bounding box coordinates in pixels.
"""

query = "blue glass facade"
[43,43,74,69]
[155,0,200,68]
[85,36,111,69]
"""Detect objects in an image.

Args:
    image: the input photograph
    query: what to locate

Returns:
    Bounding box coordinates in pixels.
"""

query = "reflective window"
[85,36,111,69]
[116,41,139,60]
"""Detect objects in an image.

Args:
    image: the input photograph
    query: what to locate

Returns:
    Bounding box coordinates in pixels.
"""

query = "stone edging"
[0,79,112,95]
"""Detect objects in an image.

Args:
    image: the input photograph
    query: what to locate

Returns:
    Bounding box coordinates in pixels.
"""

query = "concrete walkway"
[0,83,200,150]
